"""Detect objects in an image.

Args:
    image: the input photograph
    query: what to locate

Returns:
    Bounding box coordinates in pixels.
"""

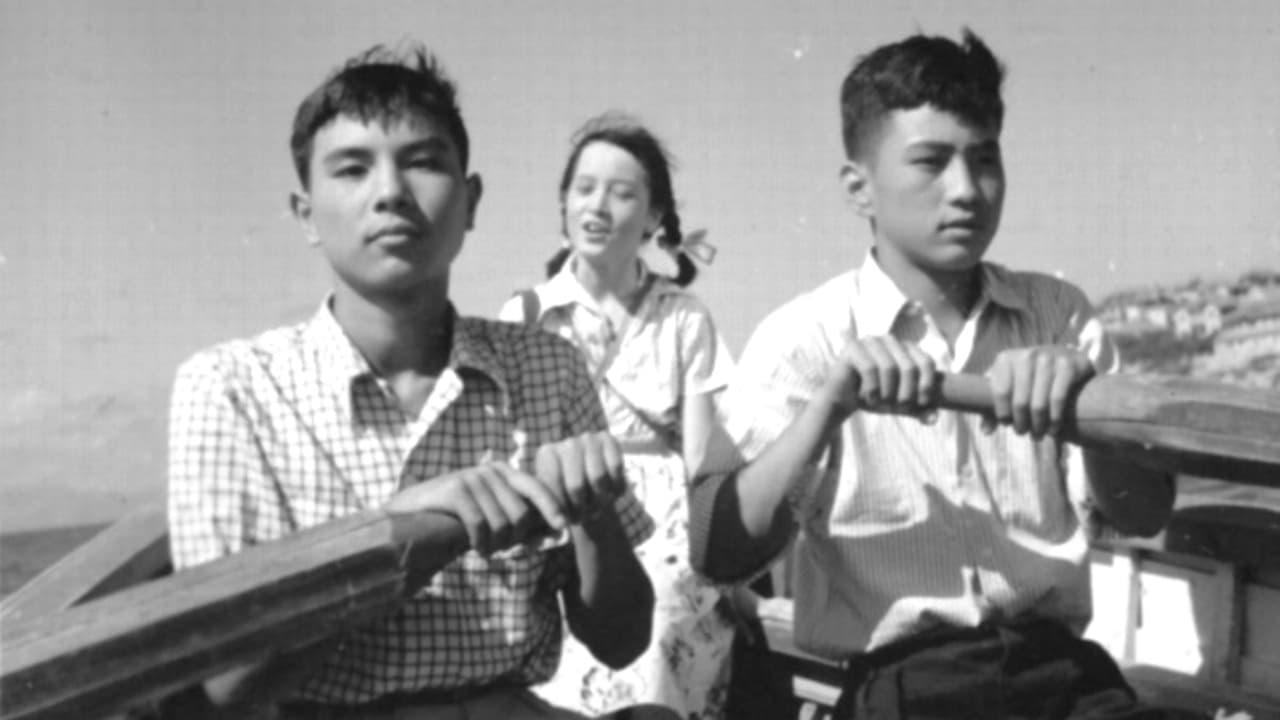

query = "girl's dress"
[499,259,736,719]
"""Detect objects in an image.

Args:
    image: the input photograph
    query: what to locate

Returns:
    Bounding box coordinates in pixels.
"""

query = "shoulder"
[649,277,718,323]
[174,322,307,391]
[498,285,547,323]
[988,262,1089,300]
[459,315,585,380]
[984,262,1095,318]
[748,271,854,359]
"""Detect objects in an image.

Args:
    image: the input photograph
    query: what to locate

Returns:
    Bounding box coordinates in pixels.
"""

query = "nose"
[583,185,609,214]
[372,163,411,213]
[945,158,979,205]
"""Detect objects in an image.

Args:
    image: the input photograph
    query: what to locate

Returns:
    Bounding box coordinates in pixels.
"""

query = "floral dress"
[499,261,736,719]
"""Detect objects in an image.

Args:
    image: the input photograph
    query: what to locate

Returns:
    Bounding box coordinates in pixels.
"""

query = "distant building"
[1144,305,1171,329]
[1206,299,1280,372]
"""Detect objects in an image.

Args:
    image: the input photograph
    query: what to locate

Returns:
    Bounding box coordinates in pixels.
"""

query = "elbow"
[599,612,653,670]
[596,583,655,669]
[688,469,787,584]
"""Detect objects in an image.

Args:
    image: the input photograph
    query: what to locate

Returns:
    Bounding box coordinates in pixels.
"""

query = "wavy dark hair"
[840,28,1006,160]
[546,112,697,286]
[289,43,469,188]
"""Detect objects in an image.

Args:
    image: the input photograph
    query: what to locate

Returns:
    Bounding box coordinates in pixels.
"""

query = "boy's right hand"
[385,461,569,556]
[818,335,939,422]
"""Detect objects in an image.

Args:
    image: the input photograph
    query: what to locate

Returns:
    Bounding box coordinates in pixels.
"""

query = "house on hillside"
[1205,299,1280,373]
[1172,303,1227,339]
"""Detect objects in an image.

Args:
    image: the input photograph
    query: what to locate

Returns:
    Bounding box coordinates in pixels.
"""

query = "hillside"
[1100,268,1280,388]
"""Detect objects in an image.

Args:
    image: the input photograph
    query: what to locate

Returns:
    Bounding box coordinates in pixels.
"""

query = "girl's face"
[562,141,661,271]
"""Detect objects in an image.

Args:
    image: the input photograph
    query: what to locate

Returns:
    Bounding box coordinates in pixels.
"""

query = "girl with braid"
[500,113,752,720]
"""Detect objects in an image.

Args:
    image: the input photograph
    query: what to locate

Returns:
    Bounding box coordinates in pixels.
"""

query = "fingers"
[988,347,1094,438]
[535,432,628,524]
[840,336,936,415]
[554,436,593,519]
[534,444,571,514]
[460,464,509,553]
[489,462,567,534]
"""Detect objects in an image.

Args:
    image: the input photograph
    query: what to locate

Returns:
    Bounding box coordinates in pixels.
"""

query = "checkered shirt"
[167,301,653,703]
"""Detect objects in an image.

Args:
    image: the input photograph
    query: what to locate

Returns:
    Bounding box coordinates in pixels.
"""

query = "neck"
[572,253,642,303]
[330,279,453,378]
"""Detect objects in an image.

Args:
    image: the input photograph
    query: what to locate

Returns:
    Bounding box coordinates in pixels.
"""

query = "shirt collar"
[536,255,680,319]
[852,252,913,337]
[303,296,509,408]
[852,252,1031,336]
[304,298,376,393]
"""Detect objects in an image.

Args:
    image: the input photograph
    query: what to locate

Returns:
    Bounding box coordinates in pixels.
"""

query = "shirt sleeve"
[560,345,654,547]
[167,349,289,570]
[1055,280,1119,375]
[678,299,735,397]
[720,304,834,463]
[1049,281,1123,522]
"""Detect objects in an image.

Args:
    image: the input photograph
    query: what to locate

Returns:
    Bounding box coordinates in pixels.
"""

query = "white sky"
[1,0,1278,529]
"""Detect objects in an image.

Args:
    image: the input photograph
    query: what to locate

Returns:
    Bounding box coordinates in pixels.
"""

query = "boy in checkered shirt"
[167,43,655,719]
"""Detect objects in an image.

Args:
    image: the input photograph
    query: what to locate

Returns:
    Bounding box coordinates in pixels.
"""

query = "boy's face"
[844,104,1005,275]
[291,113,480,301]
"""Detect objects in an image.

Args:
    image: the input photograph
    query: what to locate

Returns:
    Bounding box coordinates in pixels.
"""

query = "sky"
[1,0,1278,530]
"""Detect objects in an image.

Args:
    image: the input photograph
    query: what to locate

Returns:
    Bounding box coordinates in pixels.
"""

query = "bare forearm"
[1084,448,1176,537]
[565,511,654,668]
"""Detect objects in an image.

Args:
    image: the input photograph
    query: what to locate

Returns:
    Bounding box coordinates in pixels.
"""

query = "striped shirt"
[167,301,653,703]
[716,253,1117,658]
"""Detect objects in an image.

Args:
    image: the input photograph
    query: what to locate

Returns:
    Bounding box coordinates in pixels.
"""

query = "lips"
[369,224,422,243]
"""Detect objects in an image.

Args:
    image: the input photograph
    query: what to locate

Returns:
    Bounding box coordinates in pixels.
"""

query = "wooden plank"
[938,373,1280,486]
[1206,563,1244,685]
[0,509,467,720]
[1123,664,1280,717]
[1242,585,1280,663]
[0,504,169,624]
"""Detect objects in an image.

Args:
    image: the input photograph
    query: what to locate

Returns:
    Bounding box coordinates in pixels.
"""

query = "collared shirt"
[499,260,733,449]
[167,301,653,703]
[719,253,1117,658]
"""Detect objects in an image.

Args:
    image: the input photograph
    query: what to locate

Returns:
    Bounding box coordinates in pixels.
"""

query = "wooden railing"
[4,374,1280,720]
[0,509,467,720]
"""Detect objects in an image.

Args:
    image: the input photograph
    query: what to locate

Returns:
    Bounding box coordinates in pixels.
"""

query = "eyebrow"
[905,139,1001,153]
[319,137,456,166]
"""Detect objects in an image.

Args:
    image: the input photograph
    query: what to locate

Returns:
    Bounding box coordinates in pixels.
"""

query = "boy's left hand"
[534,432,628,524]
[988,346,1095,438]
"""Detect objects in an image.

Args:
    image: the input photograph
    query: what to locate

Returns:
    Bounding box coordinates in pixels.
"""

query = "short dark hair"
[840,28,1005,160]
[546,112,698,286]
[289,43,470,188]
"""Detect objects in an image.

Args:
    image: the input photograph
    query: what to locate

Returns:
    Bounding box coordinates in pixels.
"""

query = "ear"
[465,173,483,230]
[840,161,874,219]
[289,190,320,247]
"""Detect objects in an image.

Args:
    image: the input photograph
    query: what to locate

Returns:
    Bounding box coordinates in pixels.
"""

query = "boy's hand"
[988,346,1094,438]
[534,432,627,525]
[385,462,568,556]
[820,336,939,421]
